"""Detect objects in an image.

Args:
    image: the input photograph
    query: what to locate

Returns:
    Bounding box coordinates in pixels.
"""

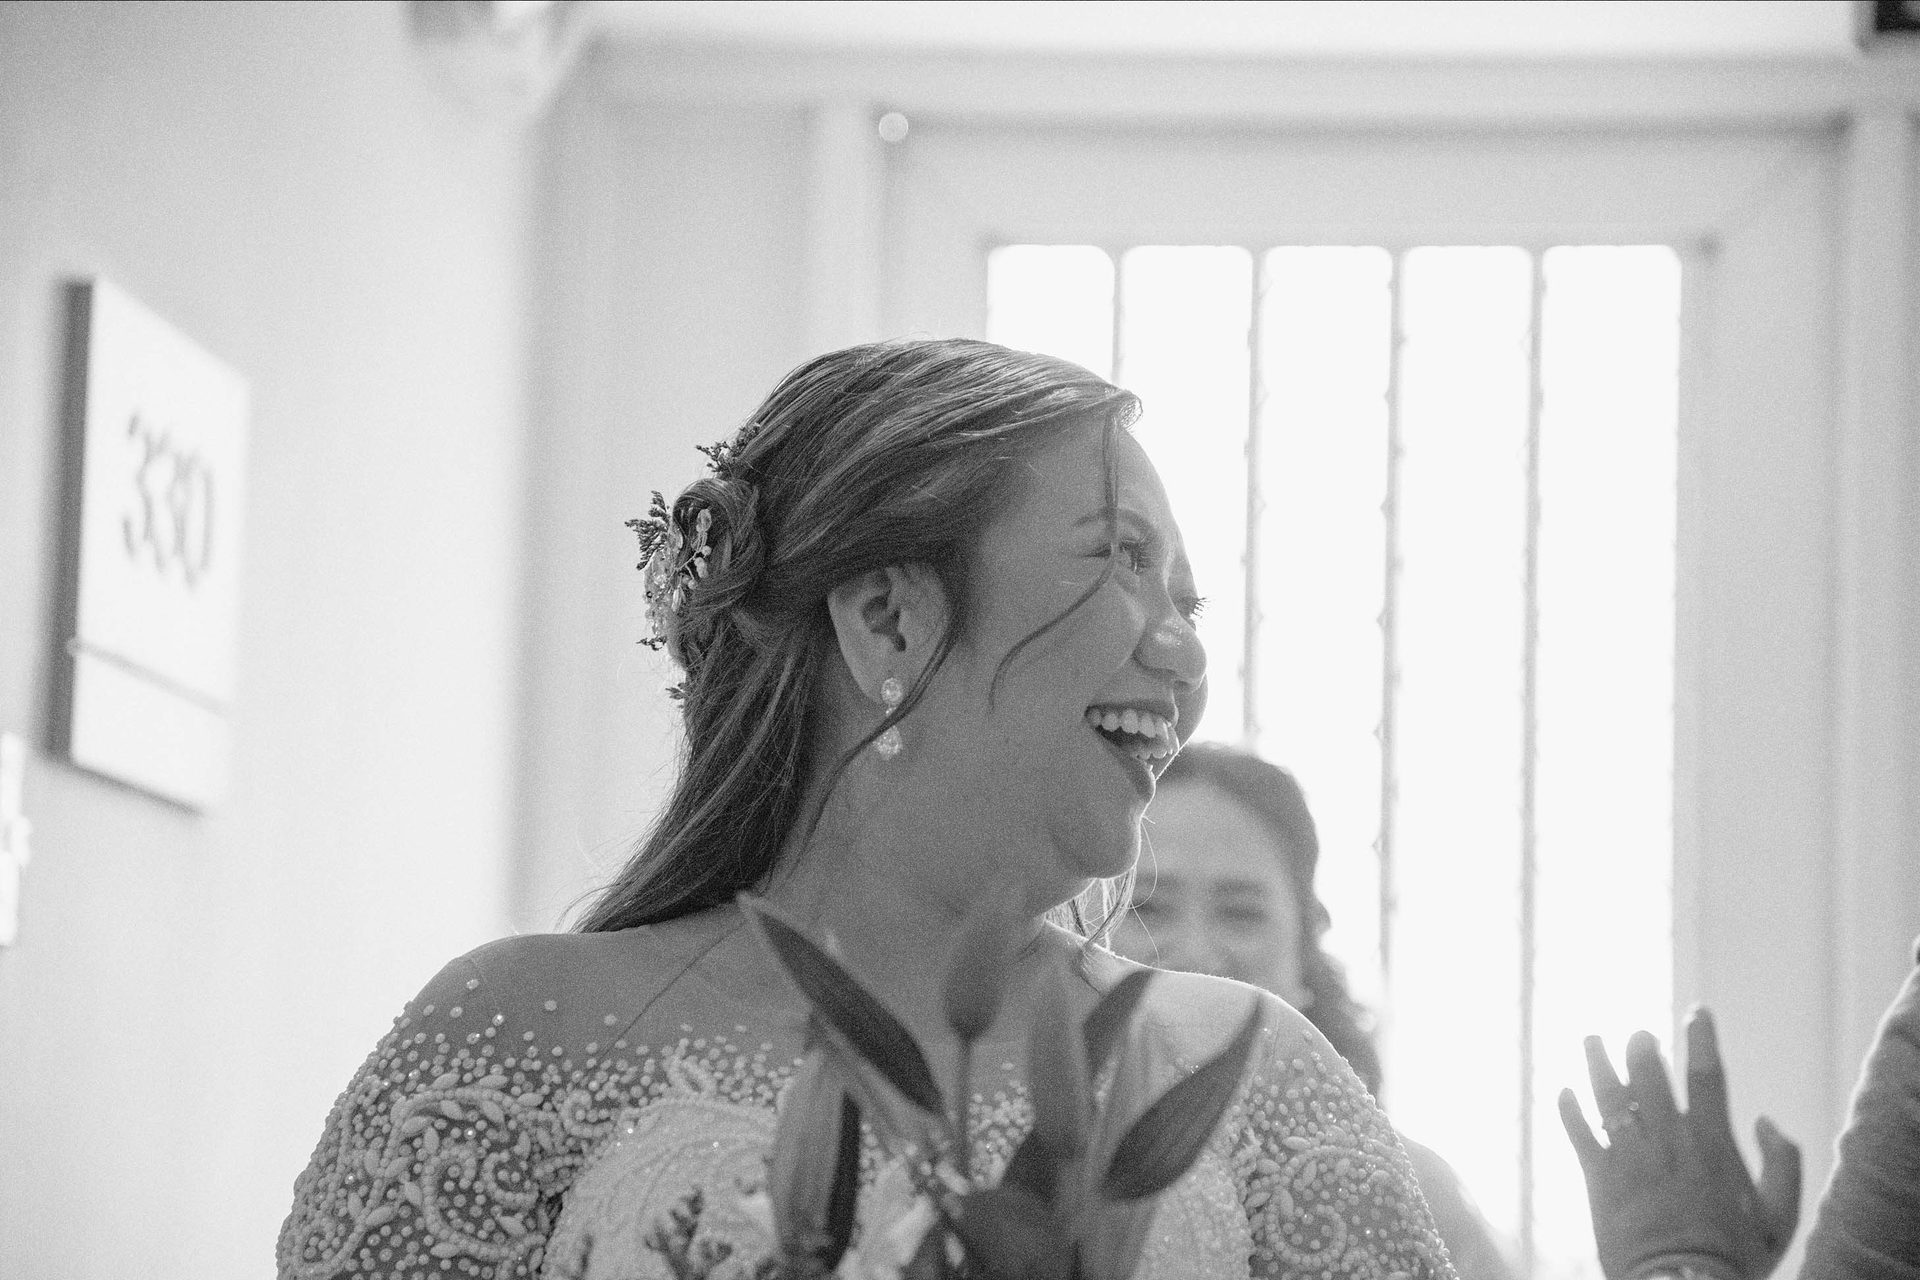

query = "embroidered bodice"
[279,927,1453,1280]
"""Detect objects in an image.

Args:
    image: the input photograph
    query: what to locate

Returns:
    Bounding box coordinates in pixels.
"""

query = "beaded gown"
[279,923,1454,1280]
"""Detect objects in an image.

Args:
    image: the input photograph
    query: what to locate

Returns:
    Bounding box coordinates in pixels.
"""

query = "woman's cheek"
[1176,675,1208,746]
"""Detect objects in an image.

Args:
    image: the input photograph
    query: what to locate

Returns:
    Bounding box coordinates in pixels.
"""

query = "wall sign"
[1870,0,1920,37]
[66,280,249,809]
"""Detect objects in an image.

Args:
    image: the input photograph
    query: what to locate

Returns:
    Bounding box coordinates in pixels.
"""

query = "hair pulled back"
[578,338,1138,934]
[1156,744,1385,1095]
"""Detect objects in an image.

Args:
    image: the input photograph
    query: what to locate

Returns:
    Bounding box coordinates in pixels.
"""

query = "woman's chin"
[1063,832,1140,885]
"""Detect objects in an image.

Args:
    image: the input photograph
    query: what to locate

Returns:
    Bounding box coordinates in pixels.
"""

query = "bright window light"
[1530,245,1679,1280]
[985,245,1115,380]
[1384,245,1534,1237]
[1117,246,1254,744]
[1254,246,1393,1005]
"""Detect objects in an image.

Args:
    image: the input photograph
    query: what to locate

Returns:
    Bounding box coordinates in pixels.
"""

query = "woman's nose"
[1137,610,1206,691]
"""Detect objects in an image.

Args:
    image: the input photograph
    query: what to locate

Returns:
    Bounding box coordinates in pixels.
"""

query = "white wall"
[513,92,817,930]
[0,4,531,1275]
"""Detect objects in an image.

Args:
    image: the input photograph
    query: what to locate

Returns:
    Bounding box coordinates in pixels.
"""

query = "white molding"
[587,43,1920,124]
[1670,234,1718,1043]
[588,0,1860,61]
[1830,105,1918,1114]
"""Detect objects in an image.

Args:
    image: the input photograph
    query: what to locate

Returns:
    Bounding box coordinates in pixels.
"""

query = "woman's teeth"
[1084,706,1179,761]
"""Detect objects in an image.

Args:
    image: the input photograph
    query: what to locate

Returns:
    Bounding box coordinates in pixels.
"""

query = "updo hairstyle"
[578,339,1139,933]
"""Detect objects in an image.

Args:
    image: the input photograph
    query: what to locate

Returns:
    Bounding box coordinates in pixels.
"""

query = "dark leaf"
[824,1093,861,1267]
[942,883,1027,1044]
[743,896,944,1115]
[1026,967,1089,1161]
[955,1185,1071,1280]
[999,1129,1061,1201]
[1083,1013,1156,1173]
[1101,997,1265,1202]
[1080,970,1154,1082]
[1073,1195,1158,1280]
[808,1014,944,1159]
[768,1051,852,1260]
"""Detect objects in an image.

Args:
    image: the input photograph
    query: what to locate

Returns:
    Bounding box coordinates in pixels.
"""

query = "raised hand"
[1558,1008,1803,1280]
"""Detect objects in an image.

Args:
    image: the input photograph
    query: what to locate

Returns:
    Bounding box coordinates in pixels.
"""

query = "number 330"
[120,411,216,589]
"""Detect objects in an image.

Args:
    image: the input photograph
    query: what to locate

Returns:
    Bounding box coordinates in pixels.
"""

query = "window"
[989,243,1680,1280]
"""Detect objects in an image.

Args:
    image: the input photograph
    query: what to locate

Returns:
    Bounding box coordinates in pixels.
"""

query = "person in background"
[1110,742,1518,1280]
[1561,938,1920,1280]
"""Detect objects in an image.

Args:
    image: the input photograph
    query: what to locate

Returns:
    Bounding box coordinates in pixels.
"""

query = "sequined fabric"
[279,934,1453,1280]
[537,1092,1253,1280]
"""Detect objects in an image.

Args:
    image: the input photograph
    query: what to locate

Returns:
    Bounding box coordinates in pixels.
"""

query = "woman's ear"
[825,565,949,700]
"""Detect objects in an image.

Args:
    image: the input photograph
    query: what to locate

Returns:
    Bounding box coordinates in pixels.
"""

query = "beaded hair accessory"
[625,421,769,692]
[629,493,712,655]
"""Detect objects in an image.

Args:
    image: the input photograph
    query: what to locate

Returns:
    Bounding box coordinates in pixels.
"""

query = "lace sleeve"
[277,955,580,1280]
[1229,1002,1456,1280]
[1800,946,1920,1280]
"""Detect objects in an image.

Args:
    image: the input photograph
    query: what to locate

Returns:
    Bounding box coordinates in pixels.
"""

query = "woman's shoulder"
[407,911,740,1035]
[281,928,691,1279]
[454,927,636,998]
[1079,949,1453,1278]
[1084,943,1322,1066]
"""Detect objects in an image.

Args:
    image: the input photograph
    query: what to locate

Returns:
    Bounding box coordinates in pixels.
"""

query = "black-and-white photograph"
[1,3,1915,1278]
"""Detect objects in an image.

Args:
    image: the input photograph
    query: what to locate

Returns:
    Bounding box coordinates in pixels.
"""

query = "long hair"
[577,339,1140,934]
[1154,744,1385,1095]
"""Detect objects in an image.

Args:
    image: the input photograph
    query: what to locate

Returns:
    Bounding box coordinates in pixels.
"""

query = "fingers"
[1683,1007,1729,1116]
[1558,1086,1606,1171]
[1625,1030,1681,1126]
[1754,1115,1805,1243]
[1584,1034,1629,1117]
[1622,1029,1681,1165]
[1683,1006,1741,1164]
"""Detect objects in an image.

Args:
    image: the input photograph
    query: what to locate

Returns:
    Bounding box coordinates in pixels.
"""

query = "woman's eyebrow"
[1071,506,1158,533]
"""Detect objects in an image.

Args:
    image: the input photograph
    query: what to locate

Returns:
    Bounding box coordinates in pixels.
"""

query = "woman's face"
[905,417,1207,903]
[1108,779,1310,1007]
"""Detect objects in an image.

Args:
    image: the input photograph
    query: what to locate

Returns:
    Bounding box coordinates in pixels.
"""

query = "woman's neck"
[756,806,1077,1050]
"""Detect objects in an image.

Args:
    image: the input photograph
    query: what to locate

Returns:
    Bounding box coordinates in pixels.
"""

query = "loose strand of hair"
[987,421,1124,709]
[579,637,817,931]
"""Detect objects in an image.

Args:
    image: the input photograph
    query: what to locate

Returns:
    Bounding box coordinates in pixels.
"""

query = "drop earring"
[874,676,904,759]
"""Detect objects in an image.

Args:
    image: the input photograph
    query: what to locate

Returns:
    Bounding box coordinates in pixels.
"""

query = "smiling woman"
[277,339,1455,1280]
